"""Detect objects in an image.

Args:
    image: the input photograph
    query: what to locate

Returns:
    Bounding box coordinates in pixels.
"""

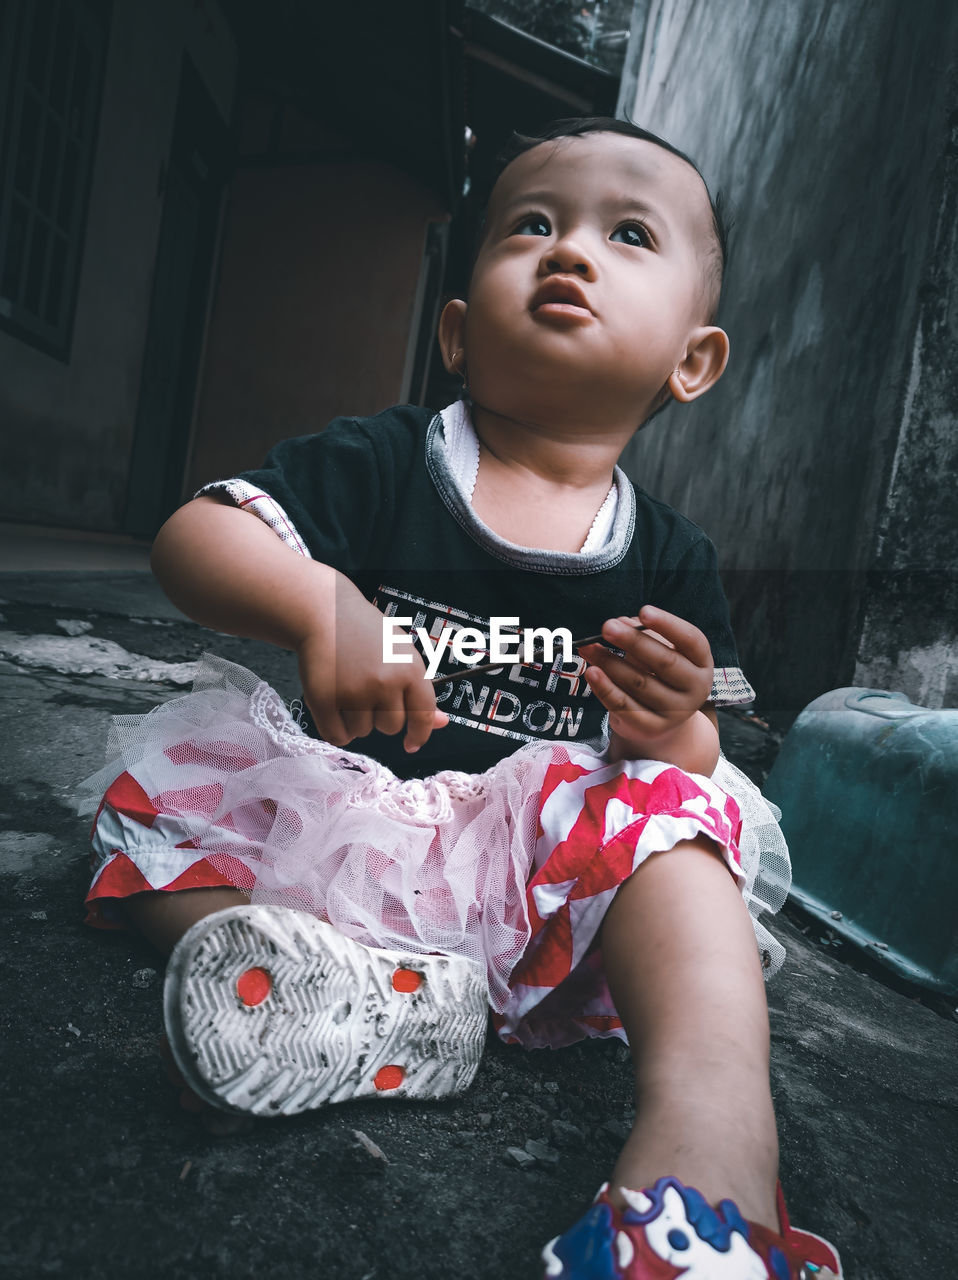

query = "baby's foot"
[541,1177,841,1278]
[163,905,488,1116]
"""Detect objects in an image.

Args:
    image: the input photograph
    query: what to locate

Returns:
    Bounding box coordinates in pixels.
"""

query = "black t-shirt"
[219,404,753,779]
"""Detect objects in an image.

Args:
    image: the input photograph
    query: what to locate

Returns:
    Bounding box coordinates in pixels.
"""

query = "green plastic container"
[764,687,958,996]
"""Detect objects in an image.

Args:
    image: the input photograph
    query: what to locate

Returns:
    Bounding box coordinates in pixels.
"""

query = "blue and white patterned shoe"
[542,1176,842,1279]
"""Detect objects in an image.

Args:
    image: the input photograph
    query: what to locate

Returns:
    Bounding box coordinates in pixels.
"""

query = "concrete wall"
[617,0,958,713]
[0,0,236,532]
[852,100,958,708]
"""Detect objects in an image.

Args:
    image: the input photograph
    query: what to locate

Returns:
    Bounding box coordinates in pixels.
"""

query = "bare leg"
[123,887,250,956]
[601,836,780,1230]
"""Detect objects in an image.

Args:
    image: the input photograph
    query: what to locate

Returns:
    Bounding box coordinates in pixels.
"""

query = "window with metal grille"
[0,0,109,359]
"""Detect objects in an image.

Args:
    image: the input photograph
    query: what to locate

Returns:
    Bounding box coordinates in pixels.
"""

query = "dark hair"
[487,115,730,321]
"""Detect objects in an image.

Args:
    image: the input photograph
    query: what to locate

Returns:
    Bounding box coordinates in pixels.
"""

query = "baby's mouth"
[530,278,594,318]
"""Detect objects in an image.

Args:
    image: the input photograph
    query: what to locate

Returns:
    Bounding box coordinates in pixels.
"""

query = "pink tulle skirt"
[79,655,790,1048]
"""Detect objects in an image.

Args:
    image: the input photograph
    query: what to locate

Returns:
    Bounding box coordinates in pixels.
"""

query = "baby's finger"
[590,630,695,701]
[306,693,352,747]
[373,698,408,737]
[582,643,687,718]
[341,705,374,742]
[601,622,709,695]
[583,663,666,734]
[403,677,442,753]
[635,606,713,667]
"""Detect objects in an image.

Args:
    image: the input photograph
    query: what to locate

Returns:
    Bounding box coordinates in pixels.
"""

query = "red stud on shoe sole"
[236,967,272,1006]
[374,1065,405,1091]
[391,967,423,993]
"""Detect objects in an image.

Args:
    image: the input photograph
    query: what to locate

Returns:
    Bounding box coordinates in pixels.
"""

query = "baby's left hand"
[580,605,714,756]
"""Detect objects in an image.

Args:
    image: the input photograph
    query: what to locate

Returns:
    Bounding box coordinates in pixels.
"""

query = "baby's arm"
[579,605,720,775]
[151,496,445,752]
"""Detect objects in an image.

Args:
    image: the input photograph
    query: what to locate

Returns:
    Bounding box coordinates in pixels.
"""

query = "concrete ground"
[1,534,957,1278]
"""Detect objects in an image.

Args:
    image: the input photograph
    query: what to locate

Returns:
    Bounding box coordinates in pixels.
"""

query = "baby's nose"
[546,256,590,276]
[542,237,596,279]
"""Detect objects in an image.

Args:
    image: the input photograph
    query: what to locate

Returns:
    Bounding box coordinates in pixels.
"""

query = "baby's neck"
[468,402,623,553]
[470,400,627,488]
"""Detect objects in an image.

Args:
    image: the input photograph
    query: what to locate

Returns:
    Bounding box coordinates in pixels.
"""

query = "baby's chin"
[466,366,656,430]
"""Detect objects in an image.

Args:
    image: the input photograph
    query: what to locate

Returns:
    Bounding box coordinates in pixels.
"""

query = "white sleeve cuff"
[197,479,312,559]
[711,666,756,706]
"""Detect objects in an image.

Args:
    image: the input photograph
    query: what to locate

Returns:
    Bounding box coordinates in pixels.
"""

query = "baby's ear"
[438,298,468,375]
[668,327,730,403]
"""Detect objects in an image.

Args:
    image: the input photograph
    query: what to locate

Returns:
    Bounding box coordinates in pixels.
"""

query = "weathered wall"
[617,0,958,713]
[852,100,958,708]
[0,0,236,531]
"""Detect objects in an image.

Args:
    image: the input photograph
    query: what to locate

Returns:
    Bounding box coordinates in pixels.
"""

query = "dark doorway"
[123,58,228,536]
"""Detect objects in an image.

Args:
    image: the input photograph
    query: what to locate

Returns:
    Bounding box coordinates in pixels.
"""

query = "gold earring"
[454,351,470,397]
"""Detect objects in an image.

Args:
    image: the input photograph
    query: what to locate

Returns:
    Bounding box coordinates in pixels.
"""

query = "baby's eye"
[513,215,551,237]
[610,222,651,248]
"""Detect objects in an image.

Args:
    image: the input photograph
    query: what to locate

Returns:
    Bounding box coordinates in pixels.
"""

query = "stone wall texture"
[617,0,958,713]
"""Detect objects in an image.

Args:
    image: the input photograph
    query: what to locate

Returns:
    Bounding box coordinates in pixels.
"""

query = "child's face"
[446,132,725,427]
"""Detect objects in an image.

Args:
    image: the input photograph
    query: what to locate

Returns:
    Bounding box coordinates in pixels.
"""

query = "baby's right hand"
[296,596,447,754]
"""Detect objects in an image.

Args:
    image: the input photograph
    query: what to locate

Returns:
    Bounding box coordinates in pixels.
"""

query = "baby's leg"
[601,834,779,1231]
[124,887,250,955]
